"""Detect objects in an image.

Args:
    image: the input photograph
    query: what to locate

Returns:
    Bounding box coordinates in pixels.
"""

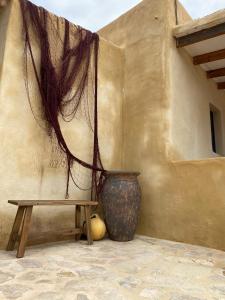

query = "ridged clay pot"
[100,171,141,241]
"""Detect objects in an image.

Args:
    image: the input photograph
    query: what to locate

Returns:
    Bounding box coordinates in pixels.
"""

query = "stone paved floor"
[0,236,224,300]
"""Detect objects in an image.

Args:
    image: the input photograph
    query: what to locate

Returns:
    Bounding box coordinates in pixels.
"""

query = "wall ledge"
[171,157,225,165]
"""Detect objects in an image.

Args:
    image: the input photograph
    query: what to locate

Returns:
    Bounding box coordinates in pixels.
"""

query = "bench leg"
[75,205,81,241]
[84,205,93,245]
[17,206,33,258]
[7,207,26,251]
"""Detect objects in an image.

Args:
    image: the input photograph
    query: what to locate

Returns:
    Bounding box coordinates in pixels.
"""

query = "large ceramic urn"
[100,171,141,241]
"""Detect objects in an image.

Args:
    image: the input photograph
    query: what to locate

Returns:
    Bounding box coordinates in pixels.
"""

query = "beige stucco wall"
[170,48,225,160]
[169,5,225,160]
[100,0,176,242]
[0,1,11,90]
[100,0,225,251]
[0,0,123,248]
[167,1,225,249]
[168,159,225,250]
[1,0,225,251]
[176,1,192,24]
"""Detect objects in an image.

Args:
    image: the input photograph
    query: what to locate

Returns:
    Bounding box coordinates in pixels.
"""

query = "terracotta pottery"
[90,214,106,241]
[100,171,141,241]
[83,214,106,241]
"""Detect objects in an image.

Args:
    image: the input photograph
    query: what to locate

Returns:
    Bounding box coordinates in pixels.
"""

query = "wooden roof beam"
[176,23,225,48]
[207,67,225,78]
[217,82,225,89]
[193,49,225,65]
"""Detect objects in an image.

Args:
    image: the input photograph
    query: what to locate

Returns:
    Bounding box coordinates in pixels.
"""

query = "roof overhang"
[173,10,225,90]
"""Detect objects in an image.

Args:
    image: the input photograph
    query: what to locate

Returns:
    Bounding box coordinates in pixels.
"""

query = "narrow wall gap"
[209,103,223,155]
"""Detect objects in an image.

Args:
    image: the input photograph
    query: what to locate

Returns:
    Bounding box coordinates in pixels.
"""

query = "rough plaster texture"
[0,0,10,89]
[0,0,123,248]
[99,0,225,251]
[0,0,225,252]
[175,1,192,24]
[0,236,225,299]
[169,14,225,160]
[170,49,225,160]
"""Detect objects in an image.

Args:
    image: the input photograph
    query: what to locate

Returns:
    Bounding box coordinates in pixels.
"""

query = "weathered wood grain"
[193,49,225,65]
[8,200,97,257]
[207,67,225,78]
[17,207,33,258]
[175,23,225,48]
[27,228,83,246]
[6,207,25,251]
[8,200,98,206]
[84,206,93,245]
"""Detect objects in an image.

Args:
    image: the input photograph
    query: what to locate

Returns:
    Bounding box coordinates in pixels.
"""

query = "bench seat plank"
[8,200,98,206]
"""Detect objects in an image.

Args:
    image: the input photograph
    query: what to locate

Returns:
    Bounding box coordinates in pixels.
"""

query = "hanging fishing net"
[19,0,104,199]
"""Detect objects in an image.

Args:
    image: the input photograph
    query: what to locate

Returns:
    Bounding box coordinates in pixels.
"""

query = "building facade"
[0,0,225,250]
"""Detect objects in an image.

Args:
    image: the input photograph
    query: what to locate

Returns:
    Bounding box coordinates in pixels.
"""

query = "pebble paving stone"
[0,235,224,299]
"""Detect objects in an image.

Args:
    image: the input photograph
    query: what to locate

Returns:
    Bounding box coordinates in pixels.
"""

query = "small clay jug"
[84,213,106,241]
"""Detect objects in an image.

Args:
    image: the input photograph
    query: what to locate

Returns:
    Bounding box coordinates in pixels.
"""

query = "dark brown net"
[19,0,104,199]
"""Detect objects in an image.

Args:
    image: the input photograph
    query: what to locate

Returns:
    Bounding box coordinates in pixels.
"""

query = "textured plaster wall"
[100,0,225,251]
[167,1,225,249]
[170,49,225,160]
[1,0,225,251]
[100,0,174,243]
[0,1,11,91]
[0,0,123,248]
[169,11,225,160]
[176,1,192,24]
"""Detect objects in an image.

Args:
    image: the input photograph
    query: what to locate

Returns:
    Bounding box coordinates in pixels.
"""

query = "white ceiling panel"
[213,76,225,82]
[201,59,225,71]
[185,35,225,56]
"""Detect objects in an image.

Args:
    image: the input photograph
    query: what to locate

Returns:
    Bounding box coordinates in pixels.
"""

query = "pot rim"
[102,170,140,177]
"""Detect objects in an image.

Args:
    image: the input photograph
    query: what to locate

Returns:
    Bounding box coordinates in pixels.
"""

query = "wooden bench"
[7,200,98,258]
